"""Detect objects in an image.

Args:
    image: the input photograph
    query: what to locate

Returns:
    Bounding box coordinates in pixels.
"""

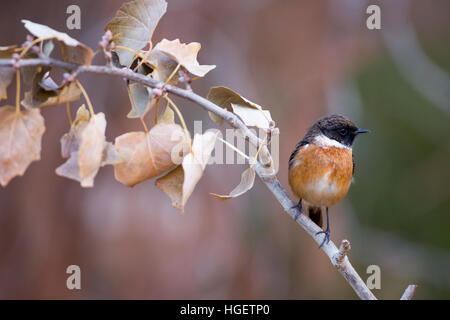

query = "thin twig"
[66,102,72,126]
[15,69,20,114]
[334,239,351,268]
[75,79,95,118]
[400,284,418,300]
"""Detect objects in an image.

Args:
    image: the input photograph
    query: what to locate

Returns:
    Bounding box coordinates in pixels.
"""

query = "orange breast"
[288,144,353,207]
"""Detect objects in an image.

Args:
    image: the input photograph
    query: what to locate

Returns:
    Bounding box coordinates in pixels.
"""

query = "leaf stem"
[217,137,250,160]
[115,45,149,64]
[15,69,21,114]
[20,37,52,58]
[164,94,191,148]
[66,102,73,125]
[250,132,267,169]
[75,79,95,118]
[165,63,181,84]
[154,98,160,125]
[134,40,153,71]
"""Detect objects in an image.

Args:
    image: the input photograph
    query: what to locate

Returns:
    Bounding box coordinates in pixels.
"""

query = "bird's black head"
[314,114,369,147]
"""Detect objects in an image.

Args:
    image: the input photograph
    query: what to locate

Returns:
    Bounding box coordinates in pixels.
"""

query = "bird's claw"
[291,201,303,221]
[316,229,330,249]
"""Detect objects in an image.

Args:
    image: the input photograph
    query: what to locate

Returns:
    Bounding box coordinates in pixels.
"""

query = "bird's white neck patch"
[314,134,350,149]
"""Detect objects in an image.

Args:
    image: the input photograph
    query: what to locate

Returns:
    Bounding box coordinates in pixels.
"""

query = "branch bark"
[0,57,414,300]
[400,284,418,300]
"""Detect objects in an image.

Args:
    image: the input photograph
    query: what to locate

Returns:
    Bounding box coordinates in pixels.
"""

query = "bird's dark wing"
[352,153,355,176]
[289,140,309,169]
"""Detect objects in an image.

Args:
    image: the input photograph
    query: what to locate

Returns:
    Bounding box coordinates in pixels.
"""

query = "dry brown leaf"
[127,82,155,118]
[207,86,272,128]
[22,80,81,109]
[0,45,17,58]
[154,165,184,208]
[55,105,119,187]
[147,49,180,84]
[21,66,57,107]
[114,123,189,187]
[0,45,18,100]
[21,41,54,86]
[155,39,216,77]
[210,167,256,200]
[156,130,218,211]
[231,103,272,129]
[158,105,175,124]
[0,106,45,187]
[105,0,167,67]
[22,20,94,65]
[21,52,40,86]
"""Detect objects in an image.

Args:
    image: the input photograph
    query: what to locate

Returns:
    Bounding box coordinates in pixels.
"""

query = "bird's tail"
[308,206,323,228]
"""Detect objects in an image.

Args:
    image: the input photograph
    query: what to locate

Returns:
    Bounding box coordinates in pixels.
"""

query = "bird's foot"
[316,229,330,249]
[291,201,303,221]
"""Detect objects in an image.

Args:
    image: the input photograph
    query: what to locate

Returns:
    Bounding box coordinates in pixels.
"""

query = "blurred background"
[0,0,449,299]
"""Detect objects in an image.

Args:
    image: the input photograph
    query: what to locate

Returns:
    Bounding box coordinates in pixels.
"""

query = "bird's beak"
[355,129,370,134]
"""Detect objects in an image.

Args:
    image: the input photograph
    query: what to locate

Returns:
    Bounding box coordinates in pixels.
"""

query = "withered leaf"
[23,66,57,104]
[0,45,18,98]
[22,73,81,109]
[114,123,189,187]
[55,105,119,187]
[42,40,55,57]
[127,82,155,118]
[21,51,40,86]
[155,39,216,77]
[20,40,56,88]
[231,103,272,128]
[130,55,154,75]
[207,86,273,128]
[210,167,255,200]
[147,49,180,84]
[22,20,94,65]
[0,45,17,58]
[105,0,167,67]
[156,130,218,211]
[158,105,174,124]
[0,106,45,187]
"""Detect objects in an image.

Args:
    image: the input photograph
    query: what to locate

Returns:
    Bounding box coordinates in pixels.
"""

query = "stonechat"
[288,114,369,248]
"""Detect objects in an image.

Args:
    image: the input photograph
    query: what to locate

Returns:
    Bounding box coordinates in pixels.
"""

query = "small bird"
[288,114,369,248]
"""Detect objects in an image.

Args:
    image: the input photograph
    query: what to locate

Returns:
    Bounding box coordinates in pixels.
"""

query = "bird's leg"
[316,207,330,248]
[291,199,303,221]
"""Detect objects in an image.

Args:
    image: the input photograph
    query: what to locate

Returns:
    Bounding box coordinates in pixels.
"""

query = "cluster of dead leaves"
[0,0,275,211]
[105,0,216,118]
[20,20,95,110]
[0,20,95,187]
[0,20,92,112]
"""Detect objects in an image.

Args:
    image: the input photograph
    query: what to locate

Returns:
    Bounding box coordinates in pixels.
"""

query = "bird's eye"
[339,128,347,136]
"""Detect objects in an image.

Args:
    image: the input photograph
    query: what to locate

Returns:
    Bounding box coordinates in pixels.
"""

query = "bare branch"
[0,57,381,299]
[256,173,376,300]
[400,284,418,300]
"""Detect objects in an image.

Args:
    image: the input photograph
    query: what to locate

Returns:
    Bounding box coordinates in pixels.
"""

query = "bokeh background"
[0,0,449,299]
